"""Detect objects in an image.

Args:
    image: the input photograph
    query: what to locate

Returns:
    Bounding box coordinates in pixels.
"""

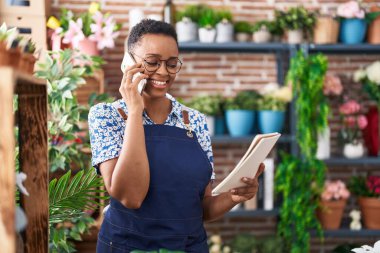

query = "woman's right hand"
[119,62,149,114]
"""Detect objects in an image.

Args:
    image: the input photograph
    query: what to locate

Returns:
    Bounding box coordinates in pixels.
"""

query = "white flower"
[210,235,222,245]
[16,172,29,196]
[271,86,292,102]
[366,61,380,85]
[354,69,366,83]
[223,246,232,253]
[260,83,280,95]
[210,244,221,253]
[351,240,380,253]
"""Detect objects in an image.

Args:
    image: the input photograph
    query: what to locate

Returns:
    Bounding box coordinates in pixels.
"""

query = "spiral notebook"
[212,132,281,195]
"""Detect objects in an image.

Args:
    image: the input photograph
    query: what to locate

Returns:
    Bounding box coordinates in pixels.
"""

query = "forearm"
[111,112,150,208]
[203,192,237,222]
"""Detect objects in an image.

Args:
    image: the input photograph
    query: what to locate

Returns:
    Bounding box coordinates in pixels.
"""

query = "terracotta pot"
[0,41,10,66]
[358,197,380,229]
[367,16,380,44]
[75,38,99,56]
[316,199,346,230]
[8,47,21,68]
[18,53,36,74]
[313,17,339,44]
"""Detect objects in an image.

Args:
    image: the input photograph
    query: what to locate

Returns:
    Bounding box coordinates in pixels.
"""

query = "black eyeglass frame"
[129,52,183,74]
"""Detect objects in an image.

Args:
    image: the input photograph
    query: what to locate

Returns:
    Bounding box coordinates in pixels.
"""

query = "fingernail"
[231,189,236,193]
[243,177,248,181]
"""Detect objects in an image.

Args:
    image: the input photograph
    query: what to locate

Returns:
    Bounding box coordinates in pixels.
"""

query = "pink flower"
[88,11,120,50]
[339,100,361,115]
[63,18,85,48]
[337,1,365,19]
[344,116,356,127]
[357,115,368,129]
[324,75,343,96]
[321,180,350,201]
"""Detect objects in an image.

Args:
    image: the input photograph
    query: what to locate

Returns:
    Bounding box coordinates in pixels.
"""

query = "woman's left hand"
[229,163,265,204]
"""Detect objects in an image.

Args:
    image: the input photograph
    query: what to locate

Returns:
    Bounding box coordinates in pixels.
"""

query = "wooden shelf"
[0,67,48,253]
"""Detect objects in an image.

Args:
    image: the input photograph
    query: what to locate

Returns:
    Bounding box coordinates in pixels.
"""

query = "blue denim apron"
[96,109,212,253]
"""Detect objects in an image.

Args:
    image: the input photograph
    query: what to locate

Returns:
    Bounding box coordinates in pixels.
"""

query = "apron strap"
[117,107,128,121]
[182,109,193,138]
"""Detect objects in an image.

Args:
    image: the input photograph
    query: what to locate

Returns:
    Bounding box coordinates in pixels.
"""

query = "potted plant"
[198,6,218,43]
[367,6,380,44]
[313,14,340,44]
[354,61,380,156]
[338,99,368,158]
[349,175,380,229]
[252,20,272,43]
[275,6,317,44]
[175,4,206,42]
[224,90,259,137]
[47,2,121,55]
[337,1,367,44]
[0,23,18,66]
[215,9,234,43]
[18,40,37,74]
[187,94,225,136]
[8,36,22,69]
[268,19,284,42]
[317,180,350,230]
[257,83,292,133]
[234,21,251,42]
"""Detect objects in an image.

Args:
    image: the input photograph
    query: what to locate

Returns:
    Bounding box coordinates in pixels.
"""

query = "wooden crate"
[0,67,48,253]
[0,14,47,50]
[76,69,105,105]
[0,0,50,17]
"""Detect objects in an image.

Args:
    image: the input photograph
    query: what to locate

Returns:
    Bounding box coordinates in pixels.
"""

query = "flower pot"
[287,29,303,44]
[225,110,255,137]
[75,38,99,56]
[343,142,365,159]
[176,18,198,42]
[258,110,285,134]
[216,21,234,43]
[367,16,380,44]
[199,27,216,43]
[316,127,331,160]
[235,33,250,42]
[8,47,21,68]
[313,17,339,44]
[206,115,215,136]
[18,53,36,74]
[215,116,226,135]
[253,30,272,43]
[0,41,10,66]
[358,197,380,229]
[339,18,367,44]
[317,199,347,230]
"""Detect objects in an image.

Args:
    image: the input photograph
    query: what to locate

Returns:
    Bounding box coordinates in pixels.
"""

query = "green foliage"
[0,22,17,41]
[275,51,329,253]
[251,20,272,33]
[269,19,284,36]
[186,94,224,116]
[332,243,361,253]
[175,4,209,23]
[215,9,233,23]
[224,90,261,110]
[364,81,380,107]
[257,96,287,111]
[230,234,284,253]
[198,7,218,28]
[49,169,107,224]
[234,21,252,34]
[348,176,377,198]
[367,11,380,23]
[275,6,317,35]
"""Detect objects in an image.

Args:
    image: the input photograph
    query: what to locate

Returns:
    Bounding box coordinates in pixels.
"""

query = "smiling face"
[131,33,179,99]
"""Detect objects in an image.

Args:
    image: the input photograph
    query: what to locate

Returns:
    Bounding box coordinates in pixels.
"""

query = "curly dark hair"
[127,19,178,52]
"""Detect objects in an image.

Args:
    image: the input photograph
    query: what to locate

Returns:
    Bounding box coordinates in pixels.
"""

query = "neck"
[143,94,172,124]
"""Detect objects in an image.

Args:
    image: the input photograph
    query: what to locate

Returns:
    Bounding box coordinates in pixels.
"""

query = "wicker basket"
[313,16,339,44]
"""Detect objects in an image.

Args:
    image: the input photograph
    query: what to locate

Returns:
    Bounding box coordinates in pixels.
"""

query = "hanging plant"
[275,51,329,253]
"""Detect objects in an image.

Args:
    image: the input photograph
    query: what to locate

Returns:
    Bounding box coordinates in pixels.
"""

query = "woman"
[89,19,264,253]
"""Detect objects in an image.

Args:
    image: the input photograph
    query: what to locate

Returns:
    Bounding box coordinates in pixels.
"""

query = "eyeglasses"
[129,52,182,74]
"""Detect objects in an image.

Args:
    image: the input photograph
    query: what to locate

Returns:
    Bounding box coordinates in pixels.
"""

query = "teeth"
[151,80,166,86]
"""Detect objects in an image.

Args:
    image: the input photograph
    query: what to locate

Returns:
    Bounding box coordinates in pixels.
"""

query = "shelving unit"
[0,67,48,253]
[225,209,279,218]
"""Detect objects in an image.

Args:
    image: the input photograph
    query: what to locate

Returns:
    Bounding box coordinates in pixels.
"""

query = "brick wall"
[51,0,380,251]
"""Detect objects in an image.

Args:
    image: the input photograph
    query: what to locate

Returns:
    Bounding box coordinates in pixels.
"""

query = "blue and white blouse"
[88,93,215,180]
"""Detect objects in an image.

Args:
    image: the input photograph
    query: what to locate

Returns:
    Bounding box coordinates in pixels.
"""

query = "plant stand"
[0,67,48,253]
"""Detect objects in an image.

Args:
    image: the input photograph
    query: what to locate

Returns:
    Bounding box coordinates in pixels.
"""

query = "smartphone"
[121,52,147,95]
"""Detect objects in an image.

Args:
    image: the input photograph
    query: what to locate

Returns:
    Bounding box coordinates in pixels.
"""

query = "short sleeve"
[197,114,216,181]
[88,103,124,174]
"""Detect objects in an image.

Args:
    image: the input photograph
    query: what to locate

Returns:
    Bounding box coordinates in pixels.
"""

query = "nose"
[155,61,169,76]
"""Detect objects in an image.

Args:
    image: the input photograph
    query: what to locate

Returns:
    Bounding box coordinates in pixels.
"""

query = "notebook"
[211,132,281,195]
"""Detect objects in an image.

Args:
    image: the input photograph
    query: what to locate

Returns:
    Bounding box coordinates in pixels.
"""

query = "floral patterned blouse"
[88,93,215,180]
